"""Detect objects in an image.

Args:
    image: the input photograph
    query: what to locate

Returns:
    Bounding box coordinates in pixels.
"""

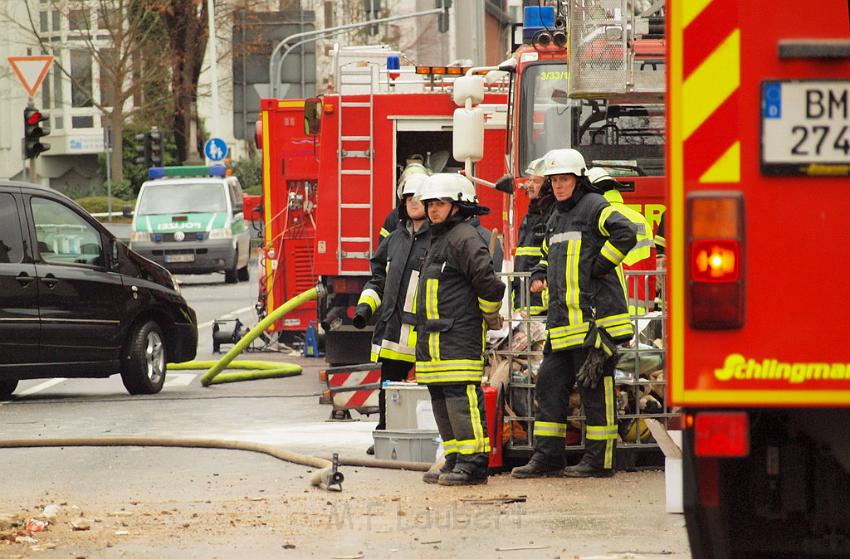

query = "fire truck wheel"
[0,379,18,400]
[237,264,250,282]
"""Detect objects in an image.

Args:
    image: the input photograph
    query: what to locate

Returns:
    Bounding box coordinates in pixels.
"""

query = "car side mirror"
[111,240,121,271]
[304,98,323,136]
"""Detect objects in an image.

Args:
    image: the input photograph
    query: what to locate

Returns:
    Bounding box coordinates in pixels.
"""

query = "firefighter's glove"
[577,324,618,389]
[483,311,503,331]
[352,304,372,330]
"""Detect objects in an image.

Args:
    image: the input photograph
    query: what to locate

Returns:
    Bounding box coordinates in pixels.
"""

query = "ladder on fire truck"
[336,64,377,275]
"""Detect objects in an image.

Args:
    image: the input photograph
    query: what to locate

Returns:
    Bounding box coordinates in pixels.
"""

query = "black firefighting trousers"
[427,383,490,475]
[531,344,618,470]
[376,358,414,431]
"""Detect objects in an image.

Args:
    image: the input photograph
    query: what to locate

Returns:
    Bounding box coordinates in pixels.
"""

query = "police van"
[129,165,251,283]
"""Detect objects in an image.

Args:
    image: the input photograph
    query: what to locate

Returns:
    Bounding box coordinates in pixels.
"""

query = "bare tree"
[11,0,172,182]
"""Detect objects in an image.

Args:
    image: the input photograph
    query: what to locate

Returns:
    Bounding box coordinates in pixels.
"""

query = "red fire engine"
[667,0,850,556]
[257,100,319,340]
[258,46,509,364]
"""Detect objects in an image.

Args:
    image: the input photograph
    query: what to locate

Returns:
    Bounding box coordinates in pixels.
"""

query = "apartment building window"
[69,8,89,31]
[98,48,116,107]
[71,48,94,128]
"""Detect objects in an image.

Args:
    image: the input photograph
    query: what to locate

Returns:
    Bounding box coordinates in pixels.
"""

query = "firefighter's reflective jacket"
[379,209,399,241]
[358,220,430,363]
[531,186,637,351]
[513,193,556,314]
[602,190,654,265]
[415,215,505,384]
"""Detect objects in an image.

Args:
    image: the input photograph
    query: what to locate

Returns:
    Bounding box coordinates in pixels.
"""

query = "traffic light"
[134,132,151,167]
[436,0,451,33]
[23,107,50,159]
[149,127,164,167]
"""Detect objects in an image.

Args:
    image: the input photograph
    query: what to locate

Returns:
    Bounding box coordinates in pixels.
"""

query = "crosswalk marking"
[17,378,67,396]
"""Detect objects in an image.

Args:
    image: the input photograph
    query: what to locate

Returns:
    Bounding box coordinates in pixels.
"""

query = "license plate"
[165,254,194,263]
[761,80,850,176]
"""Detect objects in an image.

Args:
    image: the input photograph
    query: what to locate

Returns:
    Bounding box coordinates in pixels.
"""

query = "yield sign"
[8,55,54,97]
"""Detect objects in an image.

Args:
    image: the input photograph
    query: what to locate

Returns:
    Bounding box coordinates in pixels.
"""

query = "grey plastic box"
[385,382,433,431]
[373,429,440,463]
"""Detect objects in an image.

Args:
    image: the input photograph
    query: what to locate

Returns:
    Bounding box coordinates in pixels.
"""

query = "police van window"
[136,183,227,215]
[0,194,25,264]
[30,197,104,267]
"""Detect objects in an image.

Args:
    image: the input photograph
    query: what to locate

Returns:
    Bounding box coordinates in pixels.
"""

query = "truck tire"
[0,379,18,400]
[324,330,372,366]
[237,264,250,282]
[121,320,167,395]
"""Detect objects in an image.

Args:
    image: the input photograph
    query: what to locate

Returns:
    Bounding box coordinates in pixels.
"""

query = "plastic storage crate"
[385,383,434,430]
[373,429,440,463]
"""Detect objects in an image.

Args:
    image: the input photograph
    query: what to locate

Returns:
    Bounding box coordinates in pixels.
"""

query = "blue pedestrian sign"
[204,137,227,162]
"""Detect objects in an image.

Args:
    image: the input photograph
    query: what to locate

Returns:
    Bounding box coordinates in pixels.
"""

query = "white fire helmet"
[586,167,620,190]
[416,173,477,204]
[398,172,429,198]
[524,157,546,177]
[397,162,431,199]
[542,148,587,177]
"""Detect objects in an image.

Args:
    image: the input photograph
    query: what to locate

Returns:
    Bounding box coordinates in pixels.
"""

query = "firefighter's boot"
[562,459,614,478]
[422,454,457,484]
[437,467,488,486]
[511,459,563,479]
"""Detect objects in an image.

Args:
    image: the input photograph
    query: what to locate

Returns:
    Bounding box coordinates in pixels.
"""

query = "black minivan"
[0,181,197,398]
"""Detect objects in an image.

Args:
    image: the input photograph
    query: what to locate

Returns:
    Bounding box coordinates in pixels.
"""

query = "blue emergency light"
[387,54,400,80]
[148,164,228,179]
[523,6,556,42]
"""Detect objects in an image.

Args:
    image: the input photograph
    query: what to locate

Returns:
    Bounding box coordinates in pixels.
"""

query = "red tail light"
[687,192,745,328]
[694,412,749,457]
[255,120,263,150]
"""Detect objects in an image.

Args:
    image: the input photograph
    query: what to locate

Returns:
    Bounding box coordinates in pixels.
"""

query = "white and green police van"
[129,165,251,283]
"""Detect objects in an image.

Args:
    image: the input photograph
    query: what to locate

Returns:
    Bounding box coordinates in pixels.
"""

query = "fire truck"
[666,0,850,557]
[258,46,510,364]
[256,100,319,340]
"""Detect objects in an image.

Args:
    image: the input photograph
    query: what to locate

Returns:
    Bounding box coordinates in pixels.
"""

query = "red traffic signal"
[23,106,50,159]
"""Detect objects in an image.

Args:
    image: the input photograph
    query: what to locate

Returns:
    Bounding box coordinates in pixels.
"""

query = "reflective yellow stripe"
[598,206,616,236]
[378,348,416,363]
[655,235,666,249]
[604,376,615,469]
[597,313,629,327]
[379,227,390,238]
[565,239,583,326]
[455,438,491,455]
[442,439,458,455]
[415,359,484,372]
[414,370,483,384]
[477,297,501,314]
[549,322,589,336]
[466,384,489,454]
[586,425,618,440]
[358,288,381,313]
[605,324,635,338]
[538,259,549,268]
[515,246,542,257]
[600,241,626,266]
[616,265,628,300]
[426,278,440,361]
[533,421,567,438]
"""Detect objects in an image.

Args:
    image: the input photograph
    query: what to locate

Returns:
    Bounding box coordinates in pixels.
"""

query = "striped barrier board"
[321,363,382,416]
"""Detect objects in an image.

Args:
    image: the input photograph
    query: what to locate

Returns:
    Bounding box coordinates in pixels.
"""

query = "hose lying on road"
[0,436,429,492]
[197,287,320,386]
[168,360,302,385]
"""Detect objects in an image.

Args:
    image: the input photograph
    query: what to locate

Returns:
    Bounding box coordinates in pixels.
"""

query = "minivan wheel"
[121,321,167,395]
[0,379,18,400]
[237,264,250,282]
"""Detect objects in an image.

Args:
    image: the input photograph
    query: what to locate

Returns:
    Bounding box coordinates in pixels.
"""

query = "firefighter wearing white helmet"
[379,158,431,240]
[587,167,657,315]
[512,148,637,479]
[354,166,431,454]
[414,173,505,486]
[513,156,556,315]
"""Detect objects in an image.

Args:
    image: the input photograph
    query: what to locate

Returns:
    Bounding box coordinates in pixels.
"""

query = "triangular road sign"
[8,55,54,97]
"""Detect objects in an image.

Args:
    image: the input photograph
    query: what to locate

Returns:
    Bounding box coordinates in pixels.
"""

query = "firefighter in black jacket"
[511,149,637,479]
[513,157,556,315]
[354,173,430,451]
[415,173,505,486]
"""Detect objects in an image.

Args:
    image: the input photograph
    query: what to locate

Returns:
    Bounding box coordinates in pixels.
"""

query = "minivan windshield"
[136,183,228,215]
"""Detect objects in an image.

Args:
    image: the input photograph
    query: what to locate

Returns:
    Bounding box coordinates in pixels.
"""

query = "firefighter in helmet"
[354,172,431,452]
[587,167,656,315]
[378,156,431,241]
[513,157,556,315]
[414,173,505,486]
[511,148,637,479]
